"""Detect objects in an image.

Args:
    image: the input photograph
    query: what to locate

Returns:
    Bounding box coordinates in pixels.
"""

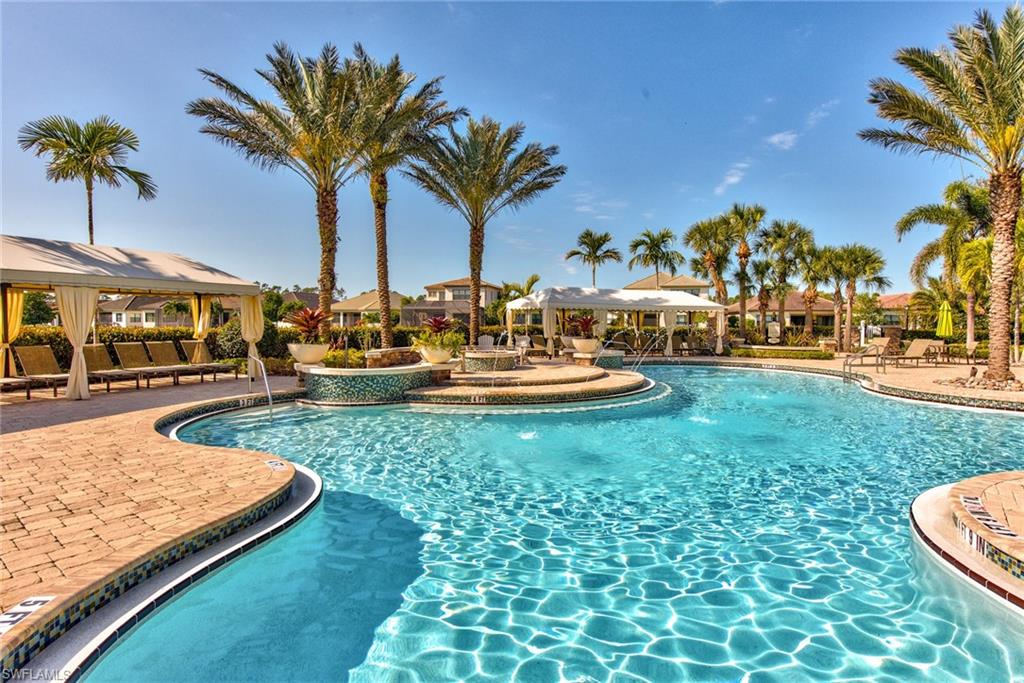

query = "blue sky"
[1,1,1000,298]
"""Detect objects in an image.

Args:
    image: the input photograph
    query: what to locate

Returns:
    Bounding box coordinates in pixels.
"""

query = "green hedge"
[729,348,834,360]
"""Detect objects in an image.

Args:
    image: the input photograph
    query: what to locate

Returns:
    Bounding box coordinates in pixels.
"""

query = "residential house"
[623,273,712,326]
[98,296,191,328]
[877,293,923,330]
[332,291,405,326]
[726,291,836,329]
[399,277,501,326]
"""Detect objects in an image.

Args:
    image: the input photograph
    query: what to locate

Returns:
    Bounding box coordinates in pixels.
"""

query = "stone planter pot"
[418,347,453,364]
[287,343,329,364]
[572,338,601,354]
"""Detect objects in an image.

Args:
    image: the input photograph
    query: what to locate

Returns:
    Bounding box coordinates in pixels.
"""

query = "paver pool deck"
[1,358,1021,671]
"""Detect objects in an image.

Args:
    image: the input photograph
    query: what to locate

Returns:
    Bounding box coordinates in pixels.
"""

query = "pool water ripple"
[87,366,1024,682]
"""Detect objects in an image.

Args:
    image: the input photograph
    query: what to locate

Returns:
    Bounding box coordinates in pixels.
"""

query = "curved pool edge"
[22,462,323,683]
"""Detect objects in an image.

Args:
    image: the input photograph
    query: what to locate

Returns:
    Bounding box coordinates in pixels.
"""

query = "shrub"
[322,349,366,368]
[207,318,289,360]
[412,330,464,355]
[729,348,834,360]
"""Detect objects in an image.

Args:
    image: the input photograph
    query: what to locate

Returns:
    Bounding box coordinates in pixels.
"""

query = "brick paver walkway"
[0,377,297,660]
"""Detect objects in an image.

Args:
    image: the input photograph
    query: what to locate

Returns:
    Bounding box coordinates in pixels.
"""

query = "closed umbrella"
[936,301,954,338]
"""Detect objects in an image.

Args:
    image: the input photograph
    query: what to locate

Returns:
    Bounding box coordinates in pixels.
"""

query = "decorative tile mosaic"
[463,355,517,372]
[408,375,648,405]
[305,369,432,405]
[595,355,624,369]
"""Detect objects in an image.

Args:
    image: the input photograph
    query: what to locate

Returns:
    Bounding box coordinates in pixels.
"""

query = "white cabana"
[1,235,263,399]
[504,286,725,356]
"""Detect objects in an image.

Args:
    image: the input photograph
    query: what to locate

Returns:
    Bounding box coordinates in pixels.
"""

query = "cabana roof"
[505,286,725,312]
[0,235,259,296]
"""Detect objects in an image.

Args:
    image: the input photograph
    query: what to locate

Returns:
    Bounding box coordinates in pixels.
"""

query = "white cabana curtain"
[191,295,212,340]
[715,311,726,355]
[661,311,680,356]
[56,286,99,400]
[2,289,25,378]
[542,308,556,355]
[505,308,515,344]
[241,295,265,378]
[593,311,608,340]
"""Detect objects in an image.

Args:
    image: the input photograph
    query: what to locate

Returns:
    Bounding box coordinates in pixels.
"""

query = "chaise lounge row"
[7,340,237,399]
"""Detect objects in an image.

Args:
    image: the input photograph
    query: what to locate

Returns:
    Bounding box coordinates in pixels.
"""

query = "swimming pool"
[86,366,1024,681]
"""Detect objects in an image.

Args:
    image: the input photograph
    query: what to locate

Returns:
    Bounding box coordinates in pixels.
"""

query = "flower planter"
[418,347,453,364]
[572,338,601,354]
[287,343,329,364]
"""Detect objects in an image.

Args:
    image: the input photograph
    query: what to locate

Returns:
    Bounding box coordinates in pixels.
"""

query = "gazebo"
[1,235,264,400]
[504,286,726,355]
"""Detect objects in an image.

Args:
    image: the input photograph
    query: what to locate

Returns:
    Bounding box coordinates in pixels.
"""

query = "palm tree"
[838,244,891,351]
[796,245,828,336]
[351,47,464,348]
[628,228,685,290]
[683,219,734,304]
[895,180,990,344]
[911,276,958,330]
[725,203,766,337]
[756,219,813,332]
[859,5,1023,380]
[498,273,541,320]
[18,115,157,245]
[161,299,192,325]
[565,229,622,287]
[751,258,774,340]
[820,247,848,347]
[404,117,566,342]
[187,42,372,335]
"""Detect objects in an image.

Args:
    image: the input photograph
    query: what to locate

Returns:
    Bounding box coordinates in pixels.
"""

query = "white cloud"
[764,96,777,104]
[641,211,655,220]
[562,262,578,275]
[765,130,798,150]
[714,161,750,195]
[807,99,839,127]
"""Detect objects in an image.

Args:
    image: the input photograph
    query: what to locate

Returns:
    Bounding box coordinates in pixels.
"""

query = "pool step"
[447,363,606,387]
[405,370,647,405]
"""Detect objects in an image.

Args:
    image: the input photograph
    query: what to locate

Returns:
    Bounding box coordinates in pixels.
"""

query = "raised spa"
[300,362,434,404]
[462,349,518,372]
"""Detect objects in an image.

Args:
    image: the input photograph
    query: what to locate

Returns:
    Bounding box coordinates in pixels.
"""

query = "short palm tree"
[725,203,766,337]
[838,244,891,351]
[756,219,813,331]
[751,258,774,339]
[796,245,828,336]
[820,247,848,346]
[683,219,734,304]
[895,179,990,344]
[18,115,157,245]
[187,42,371,335]
[565,229,622,287]
[910,276,957,331]
[628,228,685,290]
[352,46,464,348]
[404,116,566,342]
[498,274,541,322]
[859,5,1023,379]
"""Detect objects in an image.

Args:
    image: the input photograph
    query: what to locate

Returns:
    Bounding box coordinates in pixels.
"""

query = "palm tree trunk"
[1014,288,1021,363]
[316,186,338,339]
[832,287,843,348]
[655,266,661,289]
[803,290,815,336]
[777,286,786,339]
[844,283,856,351]
[759,301,768,340]
[591,265,596,288]
[965,290,976,346]
[86,178,95,245]
[370,173,393,349]
[984,170,1019,381]
[737,267,748,340]
[468,219,485,343]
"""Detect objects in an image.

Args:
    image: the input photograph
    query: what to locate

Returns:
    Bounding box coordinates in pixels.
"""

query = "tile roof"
[623,273,711,290]
[726,291,835,314]
[423,277,500,290]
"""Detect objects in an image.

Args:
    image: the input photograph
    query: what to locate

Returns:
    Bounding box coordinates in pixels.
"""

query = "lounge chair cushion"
[145,341,184,366]
[13,345,64,376]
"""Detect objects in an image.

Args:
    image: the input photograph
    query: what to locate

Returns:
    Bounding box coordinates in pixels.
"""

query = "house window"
[114,313,124,323]
[451,287,470,301]
[129,313,142,324]
[145,312,155,323]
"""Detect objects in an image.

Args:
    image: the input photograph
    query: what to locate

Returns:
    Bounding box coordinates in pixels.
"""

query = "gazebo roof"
[505,286,725,312]
[0,235,259,296]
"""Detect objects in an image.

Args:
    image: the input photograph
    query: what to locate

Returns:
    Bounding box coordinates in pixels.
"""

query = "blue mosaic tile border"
[305,369,432,405]
[408,375,648,405]
[463,355,517,372]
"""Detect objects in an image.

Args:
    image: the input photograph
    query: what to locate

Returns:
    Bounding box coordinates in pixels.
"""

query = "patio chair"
[530,335,552,359]
[82,344,143,391]
[476,335,495,350]
[767,322,782,345]
[12,345,70,397]
[885,338,943,368]
[964,340,980,365]
[625,331,639,353]
[671,332,690,356]
[0,376,32,400]
[180,340,239,380]
[146,341,209,382]
[114,342,189,386]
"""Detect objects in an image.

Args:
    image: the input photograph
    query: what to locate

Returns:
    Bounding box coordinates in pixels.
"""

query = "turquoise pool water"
[87,367,1024,681]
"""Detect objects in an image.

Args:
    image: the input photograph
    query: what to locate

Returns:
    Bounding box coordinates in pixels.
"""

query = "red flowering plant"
[283,307,330,343]
[568,314,597,338]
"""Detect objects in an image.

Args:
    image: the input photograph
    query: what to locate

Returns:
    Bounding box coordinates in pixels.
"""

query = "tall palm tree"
[756,219,813,331]
[351,46,464,348]
[18,115,157,245]
[725,203,766,337]
[859,5,1023,380]
[895,180,990,344]
[565,229,622,287]
[796,245,829,336]
[839,244,891,351]
[751,258,774,340]
[820,247,848,346]
[683,218,734,304]
[404,116,566,342]
[628,228,685,290]
[187,42,372,335]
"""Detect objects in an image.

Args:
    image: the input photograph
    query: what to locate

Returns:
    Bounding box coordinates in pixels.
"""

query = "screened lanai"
[1,235,264,400]
[504,286,726,355]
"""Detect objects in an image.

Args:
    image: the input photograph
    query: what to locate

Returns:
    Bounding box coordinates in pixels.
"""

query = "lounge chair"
[963,340,980,365]
[82,345,144,391]
[13,345,70,397]
[114,342,189,385]
[0,377,32,400]
[180,340,239,380]
[885,338,943,367]
[530,335,553,358]
[146,341,210,382]
[670,332,689,356]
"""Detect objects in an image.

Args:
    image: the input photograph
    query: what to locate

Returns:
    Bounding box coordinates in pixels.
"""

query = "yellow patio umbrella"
[936,300,954,338]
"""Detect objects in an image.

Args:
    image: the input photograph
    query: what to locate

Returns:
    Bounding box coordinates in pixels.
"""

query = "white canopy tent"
[504,286,726,356]
[1,235,264,399]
